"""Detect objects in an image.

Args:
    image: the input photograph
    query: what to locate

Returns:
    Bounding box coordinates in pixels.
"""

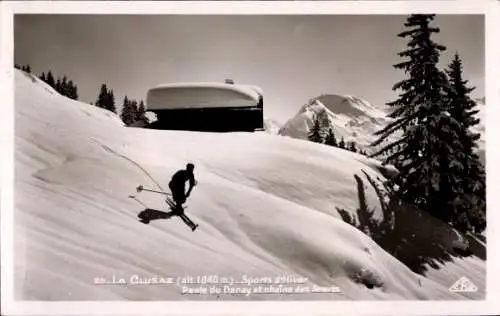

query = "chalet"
[145,82,263,132]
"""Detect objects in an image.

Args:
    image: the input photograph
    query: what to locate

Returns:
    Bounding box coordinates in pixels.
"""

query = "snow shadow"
[137,208,198,231]
[336,170,485,275]
[137,208,176,224]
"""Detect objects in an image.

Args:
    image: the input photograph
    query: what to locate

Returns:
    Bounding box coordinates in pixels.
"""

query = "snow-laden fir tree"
[370,14,469,229]
[120,96,135,126]
[324,128,338,147]
[135,100,150,127]
[443,53,486,233]
[308,115,324,143]
[95,84,116,113]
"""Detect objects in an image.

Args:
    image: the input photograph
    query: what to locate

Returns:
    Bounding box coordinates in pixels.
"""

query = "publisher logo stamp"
[449,277,478,293]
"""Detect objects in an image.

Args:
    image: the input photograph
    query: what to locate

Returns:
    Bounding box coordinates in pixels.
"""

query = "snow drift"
[14,70,484,301]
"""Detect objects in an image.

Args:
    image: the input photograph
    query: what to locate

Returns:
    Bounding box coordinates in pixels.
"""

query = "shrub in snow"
[336,170,476,275]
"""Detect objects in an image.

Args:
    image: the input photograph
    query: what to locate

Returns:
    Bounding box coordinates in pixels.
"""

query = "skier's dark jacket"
[169,169,195,204]
[170,170,195,188]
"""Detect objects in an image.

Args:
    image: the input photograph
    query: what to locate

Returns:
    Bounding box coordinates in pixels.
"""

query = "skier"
[168,163,197,212]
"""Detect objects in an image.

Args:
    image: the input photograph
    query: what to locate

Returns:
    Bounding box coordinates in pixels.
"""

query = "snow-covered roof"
[146,82,263,110]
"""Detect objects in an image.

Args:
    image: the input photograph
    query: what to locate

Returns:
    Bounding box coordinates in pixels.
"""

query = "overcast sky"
[14,14,484,123]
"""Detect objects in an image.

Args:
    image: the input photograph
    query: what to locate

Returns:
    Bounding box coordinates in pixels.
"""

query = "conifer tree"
[308,115,324,143]
[120,96,135,126]
[95,84,116,113]
[349,142,357,153]
[46,71,55,88]
[135,99,149,126]
[444,53,486,233]
[318,110,330,130]
[95,84,109,110]
[324,128,338,147]
[61,76,68,97]
[67,80,78,100]
[445,53,481,155]
[55,78,62,93]
[107,89,116,113]
[338,137,346,149]
[39,72,46,82]
[73,82,79,100]
[130,99,138,124]
[370,14,470,229]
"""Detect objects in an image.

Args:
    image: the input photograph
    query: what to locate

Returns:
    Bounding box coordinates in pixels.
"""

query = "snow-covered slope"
[280,94,485,161]
[13,70,484,301]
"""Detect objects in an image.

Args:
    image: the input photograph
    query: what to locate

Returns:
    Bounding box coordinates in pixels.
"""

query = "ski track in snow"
[13,70,485,301]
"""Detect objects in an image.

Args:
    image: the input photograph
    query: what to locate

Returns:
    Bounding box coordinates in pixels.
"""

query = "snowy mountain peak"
[281,92,485,163]
[316,94,386,119]
[280,94,394,153]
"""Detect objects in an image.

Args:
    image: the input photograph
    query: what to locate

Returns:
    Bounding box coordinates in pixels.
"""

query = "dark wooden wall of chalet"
[147,107,263,132]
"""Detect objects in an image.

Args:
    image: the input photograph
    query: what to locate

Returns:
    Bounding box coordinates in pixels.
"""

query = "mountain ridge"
[280,93,485,161]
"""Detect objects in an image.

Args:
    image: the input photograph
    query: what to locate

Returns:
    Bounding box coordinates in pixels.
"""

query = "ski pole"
[136,185,171,196]
[128,195,148,208]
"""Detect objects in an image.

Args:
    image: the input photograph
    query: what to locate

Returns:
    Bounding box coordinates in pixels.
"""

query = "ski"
[132,185,198,231]
[180,213,199,231]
